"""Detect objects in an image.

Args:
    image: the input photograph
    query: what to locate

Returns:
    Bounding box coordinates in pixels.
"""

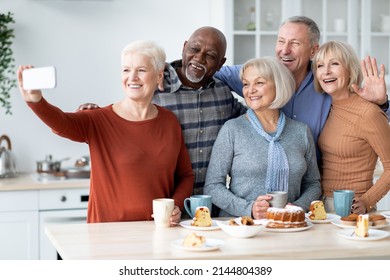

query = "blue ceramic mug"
[184,195,212,218]
[333,190,355,217]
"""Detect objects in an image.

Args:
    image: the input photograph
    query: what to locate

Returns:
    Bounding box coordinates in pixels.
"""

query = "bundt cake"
[266,205,307,228]
[191,206,212,227]
[308,200,327,220]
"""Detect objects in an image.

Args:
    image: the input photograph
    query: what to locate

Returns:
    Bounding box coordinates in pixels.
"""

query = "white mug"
[267,191,288,208]
[152,198,174,228]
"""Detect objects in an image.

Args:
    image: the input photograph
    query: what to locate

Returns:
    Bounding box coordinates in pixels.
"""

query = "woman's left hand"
[170,205,181,226]
[352,56,387,105]
[351,197,367,214]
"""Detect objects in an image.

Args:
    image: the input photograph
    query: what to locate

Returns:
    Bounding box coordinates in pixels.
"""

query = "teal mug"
[333,190,355,217]
[184,195,212,218]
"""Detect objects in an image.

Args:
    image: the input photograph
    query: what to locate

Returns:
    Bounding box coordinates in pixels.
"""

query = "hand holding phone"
[22,66,56,90]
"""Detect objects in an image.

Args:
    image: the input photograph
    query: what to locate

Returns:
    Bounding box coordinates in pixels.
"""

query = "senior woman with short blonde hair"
[17,40,194,224]
[204,56,321,219]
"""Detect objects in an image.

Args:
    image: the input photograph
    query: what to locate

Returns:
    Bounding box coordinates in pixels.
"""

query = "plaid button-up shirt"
[153,60,247,194]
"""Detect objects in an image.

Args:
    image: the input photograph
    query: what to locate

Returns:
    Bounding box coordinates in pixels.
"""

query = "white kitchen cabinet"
[0,174,90,259]
[226,0,390,79]
[0,211,39,260]
[39,188,88,260]
[0,190,39,260]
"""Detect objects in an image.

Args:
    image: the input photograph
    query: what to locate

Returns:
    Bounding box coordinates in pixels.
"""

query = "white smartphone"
[22,66,57,90]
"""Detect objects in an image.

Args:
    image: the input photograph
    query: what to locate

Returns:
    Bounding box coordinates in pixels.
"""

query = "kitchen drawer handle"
[81,195,89,202]
[60,195,67,202]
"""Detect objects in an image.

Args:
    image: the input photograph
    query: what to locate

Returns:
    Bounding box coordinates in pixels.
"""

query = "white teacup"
[152,198,174,228]
[266,191,288,208]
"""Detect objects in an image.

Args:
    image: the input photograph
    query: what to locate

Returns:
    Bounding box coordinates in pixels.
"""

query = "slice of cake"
[182,233,205,247]
[308,200,327,220]
[191,206,212,227]
[355,214,369,237]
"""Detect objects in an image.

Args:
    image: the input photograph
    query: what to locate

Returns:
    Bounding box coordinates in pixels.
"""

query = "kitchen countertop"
[45,217,390,260]
[0,173,90,191]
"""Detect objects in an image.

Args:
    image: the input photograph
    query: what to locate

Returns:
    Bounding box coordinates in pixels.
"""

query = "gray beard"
[185,67,206,83]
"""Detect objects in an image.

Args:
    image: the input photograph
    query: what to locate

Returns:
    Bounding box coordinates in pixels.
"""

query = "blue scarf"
[247,109,289,193]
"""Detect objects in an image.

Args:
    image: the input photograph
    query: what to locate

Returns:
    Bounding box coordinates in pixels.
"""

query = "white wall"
[0,0,227,172]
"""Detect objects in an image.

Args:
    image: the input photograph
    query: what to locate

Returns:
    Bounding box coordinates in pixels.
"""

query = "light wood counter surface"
[45,218,390,260]
[0,173,89,191]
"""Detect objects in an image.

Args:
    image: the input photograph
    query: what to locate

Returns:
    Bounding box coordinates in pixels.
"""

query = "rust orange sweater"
[319,94,390,210]
[29,98,194,223]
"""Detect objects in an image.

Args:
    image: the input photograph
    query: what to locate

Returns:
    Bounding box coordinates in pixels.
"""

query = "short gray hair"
[121,40,166,72]
[239,56,295,109]
[282,16,320,47]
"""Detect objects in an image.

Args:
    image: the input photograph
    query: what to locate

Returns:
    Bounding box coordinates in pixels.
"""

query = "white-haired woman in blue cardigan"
[204,56,321,219]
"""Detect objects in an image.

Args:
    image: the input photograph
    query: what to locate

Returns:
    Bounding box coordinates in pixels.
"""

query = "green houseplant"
[0,12,16,115]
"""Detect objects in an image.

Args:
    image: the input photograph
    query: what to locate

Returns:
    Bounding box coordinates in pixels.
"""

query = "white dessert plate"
[331,218,390,229]
[381,211,390,218]
[305,213,340,224]
[179,220,220,231]
[216,219,263,238]
[337,229,390,241]
[171,238,224,251]
[261,219,313,233]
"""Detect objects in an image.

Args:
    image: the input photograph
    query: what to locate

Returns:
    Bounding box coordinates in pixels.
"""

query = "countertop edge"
[0,173,90,191]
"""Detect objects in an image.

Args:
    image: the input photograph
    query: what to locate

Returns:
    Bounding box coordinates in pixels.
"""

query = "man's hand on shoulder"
[157,62,169,92]
[77,103,100,111]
